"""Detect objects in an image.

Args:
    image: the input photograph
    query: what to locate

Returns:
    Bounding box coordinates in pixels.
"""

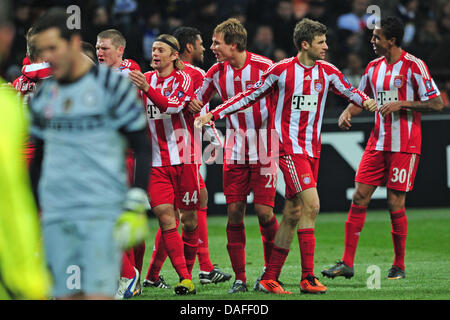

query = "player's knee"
[304,200,320,219]
[283,203,302,226]
[254,204,273,224]
[227,202,246,224]
[352,189,371,206]
[180,210,197,231]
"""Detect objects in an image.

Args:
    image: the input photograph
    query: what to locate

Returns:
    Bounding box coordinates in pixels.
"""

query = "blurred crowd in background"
[3,0,449,112]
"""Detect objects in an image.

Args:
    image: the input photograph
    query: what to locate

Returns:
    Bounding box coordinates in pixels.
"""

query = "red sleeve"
[144,70,194,114]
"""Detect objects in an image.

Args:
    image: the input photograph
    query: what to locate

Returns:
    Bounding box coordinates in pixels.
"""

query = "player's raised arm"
[324,61,377,112]
[194,69,277,128]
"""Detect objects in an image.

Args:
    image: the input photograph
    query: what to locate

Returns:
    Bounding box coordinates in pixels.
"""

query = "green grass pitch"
[135,208,450,300]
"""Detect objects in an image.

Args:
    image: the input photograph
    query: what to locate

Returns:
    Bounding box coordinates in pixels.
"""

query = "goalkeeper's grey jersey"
[29,64,146,222]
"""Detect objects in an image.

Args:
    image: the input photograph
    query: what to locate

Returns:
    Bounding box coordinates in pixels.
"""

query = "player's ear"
[301,40,310,51]
[118,46,125,56]
[186,43,194,54]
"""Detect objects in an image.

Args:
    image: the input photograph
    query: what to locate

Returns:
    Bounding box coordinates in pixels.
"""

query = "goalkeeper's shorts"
[42,216,121,298]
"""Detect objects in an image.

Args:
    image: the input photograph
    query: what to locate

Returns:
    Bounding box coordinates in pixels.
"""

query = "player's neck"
[111,59,123,69]
[180,54,192,66]
[228,50,247,70]
[384,47,403,65]
[157,65,175,78]
[297,51,315,67]
[62,52,92,83]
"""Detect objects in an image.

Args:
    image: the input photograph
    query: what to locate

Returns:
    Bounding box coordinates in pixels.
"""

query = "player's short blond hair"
[152,34,184,70]
[26,27,39,62]
[293,18,327,51]
[97,29,126,49]
[213,18,247,51]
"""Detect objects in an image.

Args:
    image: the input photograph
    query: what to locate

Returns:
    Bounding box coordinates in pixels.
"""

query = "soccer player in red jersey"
[129,34,199,295]
[12,27,52,166]
[321,16,444,281]
[195,18,377,294]
[96,29,145,299]
[143,27,230,289]
[188,18,280,294]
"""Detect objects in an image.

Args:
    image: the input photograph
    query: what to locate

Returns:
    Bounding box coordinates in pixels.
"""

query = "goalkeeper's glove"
[114,188,150,250]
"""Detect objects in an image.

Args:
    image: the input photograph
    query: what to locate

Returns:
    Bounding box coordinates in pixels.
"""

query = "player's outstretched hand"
[363,98,378,112]
[379,101,403,117]
[114,188,149,250]
[338,109,352,130]
[129,70,150,92]
[188,99,204,114]
[194,112,214,129]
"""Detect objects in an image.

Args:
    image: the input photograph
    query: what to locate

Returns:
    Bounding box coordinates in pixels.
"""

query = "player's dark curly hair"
[380,16,404,47]
[173,27,201,55]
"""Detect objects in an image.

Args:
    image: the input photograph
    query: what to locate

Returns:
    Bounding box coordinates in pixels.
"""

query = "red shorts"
[223,160,277,207]
[355,150,419,192]
[279,154,319,199]
[148,163,200,210]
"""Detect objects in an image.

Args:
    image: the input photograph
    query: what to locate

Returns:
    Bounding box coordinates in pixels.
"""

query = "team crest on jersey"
[63,98,72,112]
[245,80,256,90]
[314,79,324,93]
[177,90,184,98]
[393,75,404,88]
[252,80,263,89]
[163,88,172,97]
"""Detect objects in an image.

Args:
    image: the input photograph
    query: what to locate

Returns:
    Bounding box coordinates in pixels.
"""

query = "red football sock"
[342,203,367,268]
[259,215,279,267]
[197,207,214,272]
[121,251,136,279]
[162,227,191,280]
[390,208,407,270]
[298,228,316,279]
[226,222,246,282]
[261,245,289,281]
[146,227,168,282]
[133,241,146,275]
[182,227,199,276]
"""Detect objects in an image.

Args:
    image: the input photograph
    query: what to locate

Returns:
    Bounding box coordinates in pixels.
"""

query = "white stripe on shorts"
[406,154,416,191]
[285,155,302,194]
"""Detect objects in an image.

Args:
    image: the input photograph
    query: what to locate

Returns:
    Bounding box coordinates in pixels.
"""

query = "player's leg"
[251,161,278,269]
[197,185,232,284]
[257,194,301,294]
[341,182,376,268]
[385,152,419,279]
[223,162,250,293]
[177,163,201,279]
[386,188,407,279]
[322,150,384,279]
[143,225,171,289]
[149,167,192,293]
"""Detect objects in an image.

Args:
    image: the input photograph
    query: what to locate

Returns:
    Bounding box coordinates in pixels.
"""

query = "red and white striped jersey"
[196,51,273,161]
[359,50,440,154]
[140,69,195,167]
[117,58,141,75]
[183,61,223,149]
[13,61,52,99]
[211,56,370,158]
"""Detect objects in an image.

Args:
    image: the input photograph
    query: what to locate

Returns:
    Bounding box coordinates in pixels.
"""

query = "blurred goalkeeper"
[28,8,151,299]
[0,0,50,300]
